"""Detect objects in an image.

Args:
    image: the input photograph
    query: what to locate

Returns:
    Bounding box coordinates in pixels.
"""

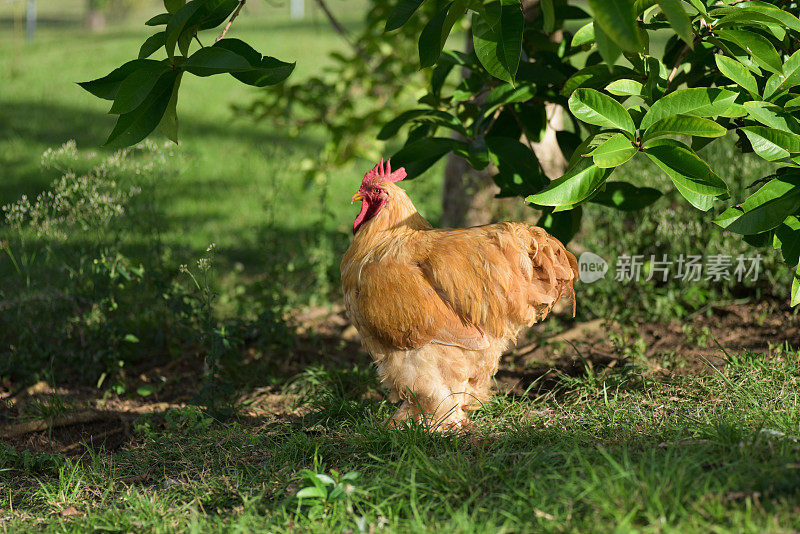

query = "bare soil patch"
[3,300,798,455]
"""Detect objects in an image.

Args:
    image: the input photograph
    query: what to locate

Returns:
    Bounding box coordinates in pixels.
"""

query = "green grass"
[0,0,443,273]
[3,348,800,532]
[2,2,800,532]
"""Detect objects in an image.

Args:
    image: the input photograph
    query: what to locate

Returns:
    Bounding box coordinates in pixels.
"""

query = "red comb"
[363,158,406,184]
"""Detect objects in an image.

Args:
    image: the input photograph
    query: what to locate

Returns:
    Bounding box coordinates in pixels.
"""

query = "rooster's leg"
[385,401,422,428]
[381,347,474,431]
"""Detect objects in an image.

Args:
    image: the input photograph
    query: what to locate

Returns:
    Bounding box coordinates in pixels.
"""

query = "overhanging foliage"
[80,0,800,304]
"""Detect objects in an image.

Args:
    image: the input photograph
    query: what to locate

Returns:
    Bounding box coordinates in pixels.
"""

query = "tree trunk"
[86,0,106,32]
[440,0,567,227]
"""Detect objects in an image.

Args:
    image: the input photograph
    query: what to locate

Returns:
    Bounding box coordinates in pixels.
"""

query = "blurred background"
[0,0,793,397]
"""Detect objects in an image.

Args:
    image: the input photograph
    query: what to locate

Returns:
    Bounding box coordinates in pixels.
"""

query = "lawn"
[0,0,442,264]
[1,1,800,532]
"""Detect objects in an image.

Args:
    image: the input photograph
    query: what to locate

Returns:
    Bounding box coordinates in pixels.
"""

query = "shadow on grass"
[0,15,84,31]
[0,100,325,205]
[4,369,800,531]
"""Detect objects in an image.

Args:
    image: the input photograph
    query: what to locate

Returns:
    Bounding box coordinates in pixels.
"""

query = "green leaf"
[214,39,295,87]
[165,1,204,57]
[568,88,636,134]
[213,37,274,65]
[714,174,800,234]
[716,29,783,75]
[685,0,707,17]
[717,6,800,34]
[583,132,618,156]
[177,28,194,57]
[164,0,186,13]
[146,13,171,26]
[587,0,642,51]
[744,102,800,135]
[642,114,727,141]
[466,136,491,170]
[378,109,433,140]
[233,57,295,87]
[165,0,238,58]
[675,182,715,210]
[785,95,800,111]
[656,0,692,47]
[314,474,336,486]
[488,137,548,196]
[430,63,455,101]
[642,55,668,102]
[109,62,171,114]
[593,21,622,65]
[715,55,758,96]
[537,206,582,243]
[591,181,662,210]
[763,72,785,101]
[419,2,457,68]
[78,59,163,100]
[183,46,251,76]
[592,133,637,168]
[124,334,140,343]
[644,138,728,207]
[562,65,638,96]
[527,157,611,206]
[410,110,466,136]
[472,0,524,84]
[792,264,800,307]
[571,22,595,48]
[778,50,800,92]
[295,487,327,500]
[139,32,167,59]
[541,0,555,32]
[197,0,240,30]
[605,79,643,97]
[774,216,800,267]
[391,137,464,178]
[484,84,535,112]
[719,103,747,118]
[385,0,425,31]
[157,72,182,143]
[639,87,738,130]
[741,126,800,161]
[137,385,155,397]
[742,230,773,247]
[104,71,179,148]
[341,471,360,481]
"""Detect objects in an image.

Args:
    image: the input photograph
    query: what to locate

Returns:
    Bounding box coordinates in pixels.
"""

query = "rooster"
[341,159,578,430]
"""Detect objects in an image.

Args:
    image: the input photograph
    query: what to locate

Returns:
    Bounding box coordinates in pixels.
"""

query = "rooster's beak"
[351,192,363,204]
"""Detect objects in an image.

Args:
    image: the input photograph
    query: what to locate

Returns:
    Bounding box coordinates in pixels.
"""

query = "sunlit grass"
[0,0,444,275]
[3,347,800,532]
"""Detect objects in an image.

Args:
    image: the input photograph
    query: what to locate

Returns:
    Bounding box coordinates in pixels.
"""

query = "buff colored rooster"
[341,159,577,430]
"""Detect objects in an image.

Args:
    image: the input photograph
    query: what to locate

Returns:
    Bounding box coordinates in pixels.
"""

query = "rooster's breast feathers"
[343,221,577,352]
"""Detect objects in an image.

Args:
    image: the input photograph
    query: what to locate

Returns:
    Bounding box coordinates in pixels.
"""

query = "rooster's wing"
[350,261,490,351]
[416,223,577,339]
[348,223,576,350]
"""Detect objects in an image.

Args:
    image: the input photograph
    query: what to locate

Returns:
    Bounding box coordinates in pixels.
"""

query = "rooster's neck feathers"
[354,183,431,241]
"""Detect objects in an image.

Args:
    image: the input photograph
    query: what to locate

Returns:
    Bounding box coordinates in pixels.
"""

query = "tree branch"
[311,0,370,62]
[668,23,705,87]
[216,0,246,43]
[667,44,692,85]
[312,0,351,41]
